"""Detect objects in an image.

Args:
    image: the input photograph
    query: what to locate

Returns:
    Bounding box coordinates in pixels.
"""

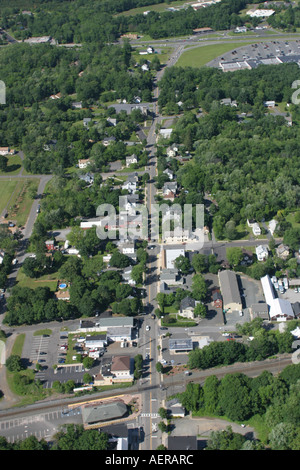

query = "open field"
[0,179,20,214]
[4,178,39,226]
[115,0,187,17]
[16,269,59,291]
[175,41,256,67]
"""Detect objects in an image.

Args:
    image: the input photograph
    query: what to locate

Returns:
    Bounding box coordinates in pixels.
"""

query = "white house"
[78,159,91,169]
[159,128,173,139]
[163,168,174,180]
[256,245,268,261]
[126,154,138,167]
[252,223,261,236]
[268,219,278,236]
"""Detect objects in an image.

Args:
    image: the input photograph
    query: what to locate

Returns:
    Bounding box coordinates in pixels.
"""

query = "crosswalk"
[140,413,159,418]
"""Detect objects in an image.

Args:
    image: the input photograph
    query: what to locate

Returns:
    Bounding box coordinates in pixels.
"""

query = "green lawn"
[0,154,23,176]
[5,178,39,226]
[175,41,256,68]
[0,179,20,214]
[16,269,58,291]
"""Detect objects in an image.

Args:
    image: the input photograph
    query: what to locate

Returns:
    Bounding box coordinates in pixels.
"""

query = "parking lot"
[207,39,300,68]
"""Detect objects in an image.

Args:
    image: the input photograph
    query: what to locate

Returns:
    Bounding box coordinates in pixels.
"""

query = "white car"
[146,325,150,331]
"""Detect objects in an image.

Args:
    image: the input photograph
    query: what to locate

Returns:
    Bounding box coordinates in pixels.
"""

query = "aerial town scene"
[0,0,300,456]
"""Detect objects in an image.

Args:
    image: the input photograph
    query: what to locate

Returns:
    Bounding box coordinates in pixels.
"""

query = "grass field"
[115,0,187,17]
[0,179,20,214]
[16,270,58,291]
[4,178,39,226]
[175,41,256,67]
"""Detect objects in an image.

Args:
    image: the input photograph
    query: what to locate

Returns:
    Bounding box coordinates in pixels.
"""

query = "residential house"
[256,245,269,261]
[72,101,82,109]
[159,128,173,140]
[43,140,57,151]
[122,266,136,286]
[276,244,290,260]
[102,136,116,146]
[54,290,70,301]
[45,240,55,251]
[166,144,178,158]
[120,240,135,256]
[179,296,199,319]
[268,219,278,236]
[49,92,62,100]
[218,269,242,312]
[106,117,117,127]
[247,219,261,236]
[163,168,174,180]
[220,98,237,107]
[79,173,94,185]
[0,147,15,156]
[163,181,177,201]
[78,159,91,169]
[83,117,91,128]
[126,154,138,167]
[122,178,137,194]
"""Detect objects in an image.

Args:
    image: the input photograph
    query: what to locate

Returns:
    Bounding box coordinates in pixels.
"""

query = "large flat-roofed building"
[218,270,242,312]
[163,248,185,270]
[169,338,193,353]
[261,274,295,321]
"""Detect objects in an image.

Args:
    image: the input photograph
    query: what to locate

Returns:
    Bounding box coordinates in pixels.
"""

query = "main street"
[0,29,296,449]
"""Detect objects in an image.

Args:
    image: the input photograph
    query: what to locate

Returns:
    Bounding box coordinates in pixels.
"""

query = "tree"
[0,155,8,172]
[194,302,207,318]
[268,422,300,450]
[191,274,207,301]
[206,426,246,450]
[192,253,207,273]
[156,362,164,374]
[174,255,191,275]
[6,355,23,372]
[226,247,244,267]
[82,356,94,370]
[109,251,131,268]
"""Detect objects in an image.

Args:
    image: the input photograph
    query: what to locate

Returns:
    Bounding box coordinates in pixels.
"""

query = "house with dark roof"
[179,296,198,319]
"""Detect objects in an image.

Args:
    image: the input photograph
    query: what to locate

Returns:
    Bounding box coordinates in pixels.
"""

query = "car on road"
[146,325,150,331]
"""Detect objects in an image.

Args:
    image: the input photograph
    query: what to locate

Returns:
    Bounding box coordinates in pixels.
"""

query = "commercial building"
[260,274,295,321]
[218,270,242,313]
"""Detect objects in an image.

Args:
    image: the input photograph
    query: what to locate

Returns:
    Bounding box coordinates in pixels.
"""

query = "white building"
[78,159,91,169]
[164,248,185,269]
[126,154,138,167]
[247,9,275,17]
[261,274,295,321]
[256,245,268,261]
